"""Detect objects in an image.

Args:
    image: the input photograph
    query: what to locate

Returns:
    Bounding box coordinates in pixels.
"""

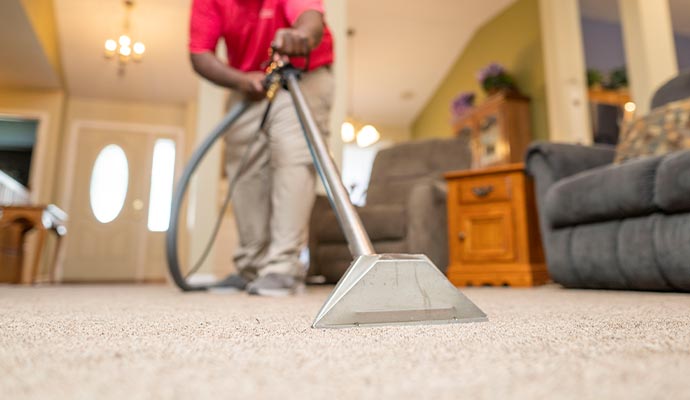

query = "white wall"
[539,0,591,144]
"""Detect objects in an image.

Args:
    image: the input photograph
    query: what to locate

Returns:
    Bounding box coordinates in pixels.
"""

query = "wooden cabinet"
[445,164,547,287]
[0,205,67,284]
[452,91,531,169]
[0,223,23,283]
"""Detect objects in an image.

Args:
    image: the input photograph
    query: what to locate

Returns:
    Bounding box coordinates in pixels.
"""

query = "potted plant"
[606,67,628,90]
[451,91,476,119]
[587,68,604,88]
[477,62,516,95]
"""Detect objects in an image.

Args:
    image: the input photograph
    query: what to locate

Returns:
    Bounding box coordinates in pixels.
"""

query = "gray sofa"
[308,134,471,283]
[525,72,690,291]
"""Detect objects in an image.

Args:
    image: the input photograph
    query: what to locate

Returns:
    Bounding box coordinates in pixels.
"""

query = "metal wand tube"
[285,74,375,257]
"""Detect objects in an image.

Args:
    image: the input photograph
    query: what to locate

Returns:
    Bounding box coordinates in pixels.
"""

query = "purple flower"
[451,91,475,116]
[477,62,505,82]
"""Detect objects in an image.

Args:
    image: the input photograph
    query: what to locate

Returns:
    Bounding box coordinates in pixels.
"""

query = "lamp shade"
[356,125,380,147]
[341,122,355,143]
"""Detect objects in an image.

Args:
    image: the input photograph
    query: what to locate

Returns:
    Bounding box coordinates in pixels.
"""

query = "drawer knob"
[458,232,466,241]
[471,185,494,198]
[480,116,498,131]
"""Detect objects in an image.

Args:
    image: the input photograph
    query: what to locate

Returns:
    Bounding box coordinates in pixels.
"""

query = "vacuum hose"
[166,53,308,292]
[166,101,250,291]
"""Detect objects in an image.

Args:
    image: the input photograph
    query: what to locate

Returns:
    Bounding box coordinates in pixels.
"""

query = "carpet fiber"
[1,284,690,399]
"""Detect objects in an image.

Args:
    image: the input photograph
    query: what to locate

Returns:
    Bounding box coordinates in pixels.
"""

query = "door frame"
[59,119,185,282]
[0,108,50,203]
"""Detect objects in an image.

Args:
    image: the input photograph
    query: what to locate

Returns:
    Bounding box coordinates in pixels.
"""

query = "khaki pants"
[224,67,333,279]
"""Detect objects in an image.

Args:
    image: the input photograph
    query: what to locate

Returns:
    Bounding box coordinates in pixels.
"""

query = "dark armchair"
[308,134,471,283]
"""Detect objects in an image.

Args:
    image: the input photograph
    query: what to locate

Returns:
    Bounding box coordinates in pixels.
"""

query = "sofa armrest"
[524,141,616,248]
[406,180,449,272]
[525,141,616,182]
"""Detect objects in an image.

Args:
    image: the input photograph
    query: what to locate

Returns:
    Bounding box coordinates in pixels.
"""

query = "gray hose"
[166,101,249,291]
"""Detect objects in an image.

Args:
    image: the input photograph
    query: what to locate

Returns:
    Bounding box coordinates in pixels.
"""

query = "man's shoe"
[247,273,305,297]
[210,274,249,292]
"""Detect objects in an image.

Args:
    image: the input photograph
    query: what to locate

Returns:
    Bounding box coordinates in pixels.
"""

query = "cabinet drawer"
[457,175,512,204]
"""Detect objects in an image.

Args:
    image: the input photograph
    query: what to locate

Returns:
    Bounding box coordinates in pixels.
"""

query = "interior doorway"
[62,122,183,282]
[0,118,39,188]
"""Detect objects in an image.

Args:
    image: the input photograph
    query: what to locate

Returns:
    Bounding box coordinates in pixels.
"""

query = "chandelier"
[104,0,145,75]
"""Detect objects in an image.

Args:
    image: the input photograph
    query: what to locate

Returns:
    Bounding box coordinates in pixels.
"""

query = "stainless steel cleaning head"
[312,254,487,328]
[285,72,487,329]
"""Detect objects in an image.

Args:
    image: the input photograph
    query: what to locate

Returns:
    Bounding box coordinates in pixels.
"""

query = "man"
[189,0,334,296]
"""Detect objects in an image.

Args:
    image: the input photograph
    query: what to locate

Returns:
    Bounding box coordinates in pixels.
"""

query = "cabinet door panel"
[457,203,515,263]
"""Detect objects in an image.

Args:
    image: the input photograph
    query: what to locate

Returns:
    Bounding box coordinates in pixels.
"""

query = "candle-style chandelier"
[104,0,145,75]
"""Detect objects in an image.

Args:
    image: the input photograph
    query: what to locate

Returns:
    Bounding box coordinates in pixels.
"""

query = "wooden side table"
[444,163,548,287]
[0,205,67,284]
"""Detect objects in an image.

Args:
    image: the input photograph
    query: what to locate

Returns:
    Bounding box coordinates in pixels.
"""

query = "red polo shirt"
[189,0,334,72]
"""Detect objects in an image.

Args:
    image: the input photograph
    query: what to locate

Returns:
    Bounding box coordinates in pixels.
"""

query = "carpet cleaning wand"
[167,50,487,328]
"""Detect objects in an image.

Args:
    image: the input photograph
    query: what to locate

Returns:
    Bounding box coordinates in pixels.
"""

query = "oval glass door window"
[90,144,129,223]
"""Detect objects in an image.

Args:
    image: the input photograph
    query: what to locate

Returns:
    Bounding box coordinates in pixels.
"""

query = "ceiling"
[7,0,687,127]
[50,0,519,125]
[47,0,516,126]
[347,0,514,126]
[0,0,61,89]
[54,0,197,104]
[579,0,690,36]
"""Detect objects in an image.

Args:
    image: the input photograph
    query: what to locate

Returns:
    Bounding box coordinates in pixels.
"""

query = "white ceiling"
[54,0,198,104]
[49,0,514,125]
[6,0,687,127]
[0,0,61,89]
[348,0,514,126]
[579,0,690,36]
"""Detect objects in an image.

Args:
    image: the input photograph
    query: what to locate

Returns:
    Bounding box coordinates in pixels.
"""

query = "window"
[0,118,38,187]
[90,145,129,223]
[147,139,176,232]
[341,143,384,206]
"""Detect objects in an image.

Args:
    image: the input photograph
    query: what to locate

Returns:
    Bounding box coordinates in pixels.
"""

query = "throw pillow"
[614,98,690,163]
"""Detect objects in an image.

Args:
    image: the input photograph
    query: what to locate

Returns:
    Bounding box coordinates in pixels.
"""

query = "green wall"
[412,0,548,140]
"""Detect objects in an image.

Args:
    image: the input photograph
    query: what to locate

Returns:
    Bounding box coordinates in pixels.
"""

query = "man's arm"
[190,5,325,98]
[273,10,325,56]
[189,0,265,98]
[190,52,265,99]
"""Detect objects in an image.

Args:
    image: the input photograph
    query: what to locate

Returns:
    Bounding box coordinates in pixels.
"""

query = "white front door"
[63,125,178,282]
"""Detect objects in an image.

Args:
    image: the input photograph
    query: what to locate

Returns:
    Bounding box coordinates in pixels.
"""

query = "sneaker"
[247,273,305,297]
[209,274,249,292]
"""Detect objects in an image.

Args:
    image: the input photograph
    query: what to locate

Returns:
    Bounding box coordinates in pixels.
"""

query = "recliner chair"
[308,134,472,283]
[525,71,690,291]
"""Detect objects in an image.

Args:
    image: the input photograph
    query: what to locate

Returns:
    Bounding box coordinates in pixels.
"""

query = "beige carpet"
[1,284,690,400]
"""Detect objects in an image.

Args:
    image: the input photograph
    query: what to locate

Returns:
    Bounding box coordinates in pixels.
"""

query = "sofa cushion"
[655,150,690,213]
[545,215,685,291]
[614,98,690,163]
[314,204,406,243]
[545,155,662,228]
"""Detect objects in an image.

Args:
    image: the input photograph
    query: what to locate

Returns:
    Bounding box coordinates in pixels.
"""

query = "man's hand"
[272,10,325,57]
[239,71,267,101]
[272,28,310,56]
